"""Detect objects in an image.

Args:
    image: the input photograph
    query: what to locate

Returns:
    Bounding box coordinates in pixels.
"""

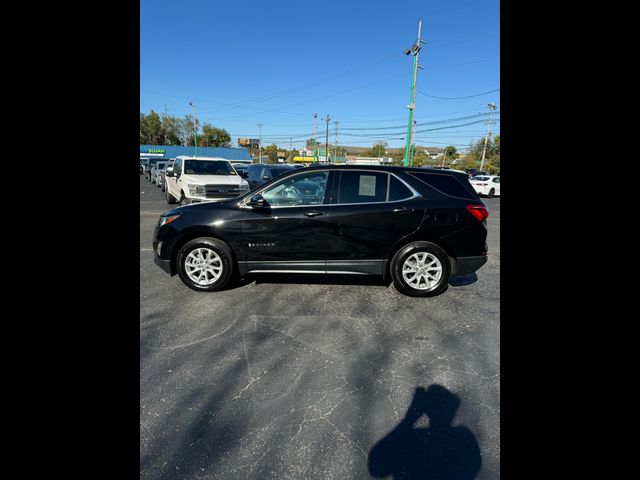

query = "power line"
[417,88,499,100]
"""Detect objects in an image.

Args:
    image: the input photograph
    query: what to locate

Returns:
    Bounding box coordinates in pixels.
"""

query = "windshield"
[183,160,236,175]
[472,176,490,181]
[156,162,167,169]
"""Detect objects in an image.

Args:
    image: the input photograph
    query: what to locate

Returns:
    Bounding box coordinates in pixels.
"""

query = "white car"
[154,161,167,187]
[164,156,250,206]
[469,175,500,197]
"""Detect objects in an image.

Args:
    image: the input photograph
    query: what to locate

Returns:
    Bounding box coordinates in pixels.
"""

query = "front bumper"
[154,255,173,275]
[452,255,488,275]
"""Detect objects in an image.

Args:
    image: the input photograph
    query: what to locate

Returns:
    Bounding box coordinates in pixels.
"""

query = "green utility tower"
[403,20,425,167]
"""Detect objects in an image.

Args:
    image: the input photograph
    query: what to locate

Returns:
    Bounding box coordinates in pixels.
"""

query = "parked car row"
[152,165,490,297]
[142,158,314,204]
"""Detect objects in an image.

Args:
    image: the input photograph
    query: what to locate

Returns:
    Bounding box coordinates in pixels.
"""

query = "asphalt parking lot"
[140,174,500,479]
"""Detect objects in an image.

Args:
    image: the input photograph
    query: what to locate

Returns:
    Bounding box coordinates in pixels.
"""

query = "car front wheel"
[390,241,451,297]
[176,237,234,292]
[488,188,495,198]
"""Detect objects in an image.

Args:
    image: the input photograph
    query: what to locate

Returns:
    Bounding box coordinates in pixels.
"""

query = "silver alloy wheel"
[402,252,443,291]
[184,248,223,286]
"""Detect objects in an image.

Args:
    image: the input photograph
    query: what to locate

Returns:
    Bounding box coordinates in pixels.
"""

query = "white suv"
[164,156,250,205]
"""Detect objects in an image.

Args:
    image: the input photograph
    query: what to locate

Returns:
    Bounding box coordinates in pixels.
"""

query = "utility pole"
[325,114,331,163]
[189,102,197,156]
[257,123,263,163]
[334,121,339,161]
[480,102,497,172]
[313,113,318,163]
[403,20,425,167]
[409,119,417,166]
[441,147,447,168]
[289,137,293,161]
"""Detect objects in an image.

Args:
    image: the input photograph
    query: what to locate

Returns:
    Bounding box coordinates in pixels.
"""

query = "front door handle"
[305,210,324,217]
[393,207,412,213]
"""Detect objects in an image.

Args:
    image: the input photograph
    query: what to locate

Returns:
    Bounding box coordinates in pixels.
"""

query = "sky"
[140,0,499,152]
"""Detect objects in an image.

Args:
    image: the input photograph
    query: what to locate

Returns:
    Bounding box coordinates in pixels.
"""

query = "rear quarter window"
[409,172,478,200]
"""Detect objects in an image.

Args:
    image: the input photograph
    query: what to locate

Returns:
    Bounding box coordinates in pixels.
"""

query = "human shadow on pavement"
[368,385,481,480]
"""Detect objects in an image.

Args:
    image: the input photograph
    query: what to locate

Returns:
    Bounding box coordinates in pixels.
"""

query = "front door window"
[261,171,329,207]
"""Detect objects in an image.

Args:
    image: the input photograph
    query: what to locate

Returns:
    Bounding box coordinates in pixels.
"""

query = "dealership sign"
[140,148,166,157]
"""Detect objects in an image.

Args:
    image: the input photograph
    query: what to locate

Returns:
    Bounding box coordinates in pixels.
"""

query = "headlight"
[239,183,250,192]
[188,184,206,196]
[159,214,180,226]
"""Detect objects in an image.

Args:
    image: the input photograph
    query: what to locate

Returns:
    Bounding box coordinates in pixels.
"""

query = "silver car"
[154,161,167,187]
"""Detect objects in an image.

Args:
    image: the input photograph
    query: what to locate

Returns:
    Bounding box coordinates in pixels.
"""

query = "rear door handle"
[393,207,412,213]
[305,210,324,217]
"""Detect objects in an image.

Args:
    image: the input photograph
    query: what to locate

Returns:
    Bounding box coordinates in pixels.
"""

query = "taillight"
[466,204,489,222]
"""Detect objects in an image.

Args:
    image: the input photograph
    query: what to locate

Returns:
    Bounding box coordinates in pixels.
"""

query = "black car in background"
[246,163,301,189]
[153,166,489,297]
[232,163,249,179]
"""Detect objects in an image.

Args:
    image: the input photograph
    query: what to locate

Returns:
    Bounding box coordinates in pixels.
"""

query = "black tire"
[179,192,188,206]
[390,241,451,297]
[166,187,177,204]
[177,237,234,292]
[488,188,495,198]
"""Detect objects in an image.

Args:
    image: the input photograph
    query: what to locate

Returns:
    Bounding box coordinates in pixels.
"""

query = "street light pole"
[189,102,197,156]
[257,123,263,163]
[480,103,497,172]
[403,20,425,167]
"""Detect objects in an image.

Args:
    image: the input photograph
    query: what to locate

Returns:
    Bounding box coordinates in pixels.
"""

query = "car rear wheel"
[177,238,234,292]
[390,241,451,297]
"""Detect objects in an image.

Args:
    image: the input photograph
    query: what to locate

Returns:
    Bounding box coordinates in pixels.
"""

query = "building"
[140,144,252,163]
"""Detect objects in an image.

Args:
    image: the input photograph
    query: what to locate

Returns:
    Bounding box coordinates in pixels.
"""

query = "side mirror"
[241,171,249,178]
[165,168,174,177]
[247,194,269,209]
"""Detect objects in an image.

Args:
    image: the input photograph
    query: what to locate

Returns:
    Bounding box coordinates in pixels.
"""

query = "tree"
[365,141,388,158]
[184,114,201,147]
[464,136,500,172]
[161,115,183,145]
[262,144,279,163]
[200,123,231,147]
[441,146,459,167]
[140,110,163,144]
[287,149,300,161]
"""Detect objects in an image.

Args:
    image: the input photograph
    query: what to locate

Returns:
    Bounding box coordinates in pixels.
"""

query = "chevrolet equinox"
[153,165,489,297]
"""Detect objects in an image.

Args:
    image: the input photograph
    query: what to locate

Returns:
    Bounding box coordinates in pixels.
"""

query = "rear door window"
[337,171,388,204]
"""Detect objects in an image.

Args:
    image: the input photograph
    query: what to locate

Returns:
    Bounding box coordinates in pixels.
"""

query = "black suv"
[153,166,489,297]
[246,163,301,189]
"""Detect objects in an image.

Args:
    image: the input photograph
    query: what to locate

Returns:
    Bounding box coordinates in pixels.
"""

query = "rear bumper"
[453,255,488,275]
